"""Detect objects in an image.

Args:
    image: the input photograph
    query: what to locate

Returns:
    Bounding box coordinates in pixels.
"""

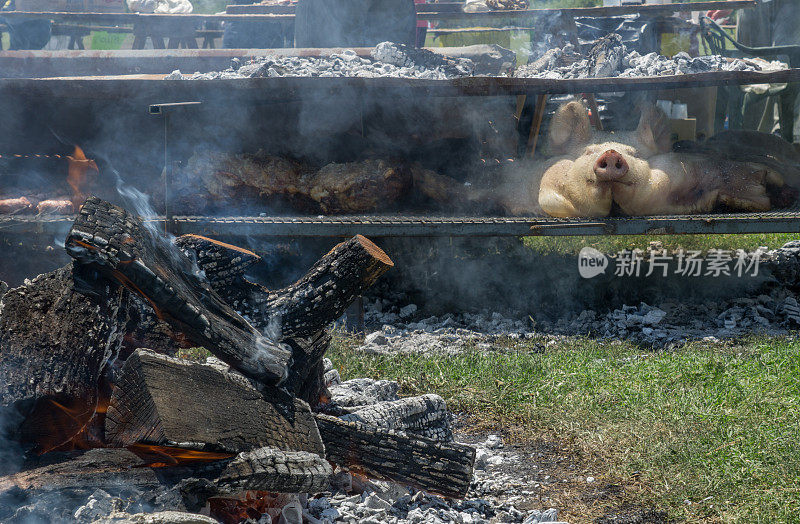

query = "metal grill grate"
[3,211,800,237]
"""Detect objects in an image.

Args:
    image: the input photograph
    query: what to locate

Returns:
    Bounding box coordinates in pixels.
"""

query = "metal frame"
[3,61,800,238]
[3,212,800,237]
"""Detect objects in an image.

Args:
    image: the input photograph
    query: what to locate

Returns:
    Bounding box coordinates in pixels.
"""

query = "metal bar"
[3,69,800,101]
[226,0,755,16]
[0,11,293,22]
[0,46,509,79]
[6,214,797,238]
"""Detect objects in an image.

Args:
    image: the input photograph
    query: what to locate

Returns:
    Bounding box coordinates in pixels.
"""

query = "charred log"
[177,233,393,341]
[216,446,332,494]
[65,197,291,387]
[314,413,475,499]
[247,234,393,340]
[0,448,216,518]
[0,446,327,519]
[340,394,453,442]
[0,263,129,447]
[105,349,324,456]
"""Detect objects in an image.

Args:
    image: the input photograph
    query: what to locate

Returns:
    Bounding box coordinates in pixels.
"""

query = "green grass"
[328,333,800,523]
[523,233,800,256]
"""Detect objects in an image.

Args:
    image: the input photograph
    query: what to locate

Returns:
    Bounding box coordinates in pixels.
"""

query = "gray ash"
[515,34,761,79]
[166,42,475,81]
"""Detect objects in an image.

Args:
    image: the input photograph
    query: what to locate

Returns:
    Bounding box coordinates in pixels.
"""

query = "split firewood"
[0,446,329,512]
[172,233,391,403]
[340,394,453,442]
[0,263,129,446]
[105,349,324,456]
[314,413,475,499]
[216,446,332,494]
[65,197,291,387]
[176,233,394,340]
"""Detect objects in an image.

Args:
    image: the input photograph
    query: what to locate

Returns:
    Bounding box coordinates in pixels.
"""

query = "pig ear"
[547,101,592,155]
[636,104,672,156]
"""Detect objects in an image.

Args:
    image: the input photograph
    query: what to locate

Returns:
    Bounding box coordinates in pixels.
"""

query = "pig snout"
[594,150,629,180]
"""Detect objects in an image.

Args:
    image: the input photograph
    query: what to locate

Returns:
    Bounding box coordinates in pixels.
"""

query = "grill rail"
[3,212,799,237]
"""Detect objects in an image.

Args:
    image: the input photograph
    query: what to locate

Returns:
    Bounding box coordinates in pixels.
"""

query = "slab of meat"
[36,198,74,214]
[0,197,33,214]
[306,159,412,214]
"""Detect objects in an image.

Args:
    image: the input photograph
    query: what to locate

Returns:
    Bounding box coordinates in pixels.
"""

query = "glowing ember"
[208,491,293,524]
[25,396,109,454]
[127,443,234,467]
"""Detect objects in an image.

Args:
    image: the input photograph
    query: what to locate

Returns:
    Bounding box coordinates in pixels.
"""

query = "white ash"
[360,241,800,349]
[515,33,762,79]
[327,376,401,407]
[167,42,475,81]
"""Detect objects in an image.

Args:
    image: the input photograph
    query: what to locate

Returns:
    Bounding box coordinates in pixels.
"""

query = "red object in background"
[415,0,433,29]
[706,9,733,22]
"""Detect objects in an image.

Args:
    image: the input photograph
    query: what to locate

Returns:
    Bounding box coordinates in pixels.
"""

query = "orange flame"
[25,395,109,454]
[127,443,234,467]
[66,145,99,213]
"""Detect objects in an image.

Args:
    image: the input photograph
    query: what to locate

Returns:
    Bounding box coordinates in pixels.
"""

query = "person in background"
[414,0,433,47]
[0,0,51,50]
[733,0,800,138]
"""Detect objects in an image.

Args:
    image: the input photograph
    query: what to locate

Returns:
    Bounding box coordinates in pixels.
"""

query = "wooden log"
[216,446,332,494]
[65,197,291,387]
[105,349,325,456]
[172,233,390,402]
[0,263,129,448]
[0,447,327,519]
[314,413,475,499]
[340,394,453,442]
[176,233,393,340]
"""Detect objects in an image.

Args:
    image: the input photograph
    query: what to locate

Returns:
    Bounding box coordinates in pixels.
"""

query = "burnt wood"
[65,197,291,386]
[314,413,475,499]
[0,263,129,445]
[0,446,327,517]
[105,349,324,456]
[340,394,453,442]
[216,446,332,494]
[178,234,393,340]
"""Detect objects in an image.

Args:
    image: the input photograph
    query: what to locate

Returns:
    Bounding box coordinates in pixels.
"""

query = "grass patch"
[328,333,800,522]
[523,233,799,256]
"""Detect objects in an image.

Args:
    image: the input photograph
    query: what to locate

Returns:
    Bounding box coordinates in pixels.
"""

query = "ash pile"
[356,242,800,352]
[0,197,487,523]
[515,33,773,79]
[167,33,780,82]
[167,42,475,80]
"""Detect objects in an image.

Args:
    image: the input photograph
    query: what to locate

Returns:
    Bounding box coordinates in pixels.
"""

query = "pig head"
[537,100,788,218]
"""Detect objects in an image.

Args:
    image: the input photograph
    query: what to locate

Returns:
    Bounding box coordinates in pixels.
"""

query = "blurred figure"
[0,0,51,50]
[735,0,800,138]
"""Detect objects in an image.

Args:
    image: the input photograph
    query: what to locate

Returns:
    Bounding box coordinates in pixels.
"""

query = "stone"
[540,508,558,522]
[277,500,303,524]
[485,434,504,449]
[399,304,418,319]
[642,308,666,325]
[365,331,389,346]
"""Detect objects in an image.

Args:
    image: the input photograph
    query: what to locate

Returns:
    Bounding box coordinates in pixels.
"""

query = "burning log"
[173,233,391,404]
[216,446,332,494]
[314,413,475,499]
[177,233,394,341]
[65,197,292,387]
[0,263,129,448]
[340,394,453,442]
[105,350,324,456]
[0,446,329,517]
